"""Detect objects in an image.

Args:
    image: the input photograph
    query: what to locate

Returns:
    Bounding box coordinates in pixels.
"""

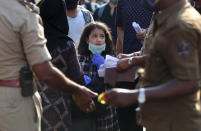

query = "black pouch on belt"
[19,66,34,97]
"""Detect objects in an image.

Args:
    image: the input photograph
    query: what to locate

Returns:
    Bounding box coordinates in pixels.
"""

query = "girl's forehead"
[91,28,104,33]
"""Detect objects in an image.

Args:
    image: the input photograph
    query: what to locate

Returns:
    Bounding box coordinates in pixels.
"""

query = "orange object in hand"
[98,92,108,104]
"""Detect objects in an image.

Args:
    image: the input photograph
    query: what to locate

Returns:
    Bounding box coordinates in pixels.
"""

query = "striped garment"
[78,55,120,131]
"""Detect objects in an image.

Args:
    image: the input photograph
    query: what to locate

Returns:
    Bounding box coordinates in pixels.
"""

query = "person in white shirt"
[66,0,94,49]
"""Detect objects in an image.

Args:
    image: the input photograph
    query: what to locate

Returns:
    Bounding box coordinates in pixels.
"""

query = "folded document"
[104,67,136,83]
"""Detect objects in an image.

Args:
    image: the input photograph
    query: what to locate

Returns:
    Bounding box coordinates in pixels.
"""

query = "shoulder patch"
[176,40,189,56]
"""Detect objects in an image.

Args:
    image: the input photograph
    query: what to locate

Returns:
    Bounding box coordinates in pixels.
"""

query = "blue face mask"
[88,43,106,54]
[141,0,160,12]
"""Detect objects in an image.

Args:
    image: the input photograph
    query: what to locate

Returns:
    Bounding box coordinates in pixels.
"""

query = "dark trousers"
[116,81,143,131]
[70,118,96,131]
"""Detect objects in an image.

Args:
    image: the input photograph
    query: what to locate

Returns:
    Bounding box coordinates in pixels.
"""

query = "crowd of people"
[0,0,201,131]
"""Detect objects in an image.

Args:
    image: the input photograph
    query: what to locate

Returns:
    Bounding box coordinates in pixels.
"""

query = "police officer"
[105,0,201,131]
[0,0,97,131]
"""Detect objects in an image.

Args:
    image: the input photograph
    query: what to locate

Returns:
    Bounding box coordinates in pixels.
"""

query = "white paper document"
[132,22,142,34]
[104,55,119,68]
[98,55,119,77]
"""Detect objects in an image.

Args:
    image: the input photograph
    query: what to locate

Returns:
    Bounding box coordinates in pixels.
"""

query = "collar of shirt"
[155,0,190,25]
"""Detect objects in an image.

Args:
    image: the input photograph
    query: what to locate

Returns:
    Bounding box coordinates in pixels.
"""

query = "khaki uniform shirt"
[141,0,201,131]
[0,0,51,80]
[136,13,155,89]
[141,13,156,55]
[0,1,51,130]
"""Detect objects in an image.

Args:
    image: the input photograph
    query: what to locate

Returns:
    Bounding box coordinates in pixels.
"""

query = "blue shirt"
[116,0,152,53]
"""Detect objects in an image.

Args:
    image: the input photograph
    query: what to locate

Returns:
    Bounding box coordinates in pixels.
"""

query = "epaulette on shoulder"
[18,0,39,14]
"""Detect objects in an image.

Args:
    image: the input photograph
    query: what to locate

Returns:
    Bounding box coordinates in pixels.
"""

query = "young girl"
[71,22,120,131]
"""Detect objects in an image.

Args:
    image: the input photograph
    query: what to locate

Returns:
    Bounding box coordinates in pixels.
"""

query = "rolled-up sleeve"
[20,12,51,66]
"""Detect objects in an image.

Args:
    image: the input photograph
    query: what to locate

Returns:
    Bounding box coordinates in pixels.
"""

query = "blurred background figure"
[66,0,94,50]
[30,0,36,3]
[195,0,201,13]
[93,0,117,53]
[114,0,152,131]
[84,0,99,13]
[79,0,85,5]
[187,0,201,14]
[188,0,195,5]
[96,0,107,5]
[115,0,152,55]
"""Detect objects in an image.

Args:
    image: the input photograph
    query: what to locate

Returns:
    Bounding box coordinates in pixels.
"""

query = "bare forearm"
[106,78,198,107]
[116,38,123,55]
[131,51,142,56]
[127,79,197,105]
[125,51,142,57]
[43,67,83,94]
[144,79,198,102]
[116,27,124,55]
[33,61,83,94]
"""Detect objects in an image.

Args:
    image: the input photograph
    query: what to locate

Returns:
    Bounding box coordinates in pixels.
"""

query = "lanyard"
[88,57,92,76]
[88,57,97,80]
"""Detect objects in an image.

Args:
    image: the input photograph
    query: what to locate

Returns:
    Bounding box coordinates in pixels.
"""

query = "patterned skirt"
[37,83,71,131]
[38,40,83,131]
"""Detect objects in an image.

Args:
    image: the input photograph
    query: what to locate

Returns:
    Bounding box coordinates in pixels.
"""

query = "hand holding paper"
[132,22,142,34]
[116,58,130,72]
[132,22,146,40]
[136,29,147,40]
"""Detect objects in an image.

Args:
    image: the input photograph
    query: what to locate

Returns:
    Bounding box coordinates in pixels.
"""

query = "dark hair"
[78,22,114,56]
[65,0,79,10]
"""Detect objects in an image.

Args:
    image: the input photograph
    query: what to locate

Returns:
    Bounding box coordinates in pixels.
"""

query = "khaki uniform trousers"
[0,87,42,131]
[145,117,201,131]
